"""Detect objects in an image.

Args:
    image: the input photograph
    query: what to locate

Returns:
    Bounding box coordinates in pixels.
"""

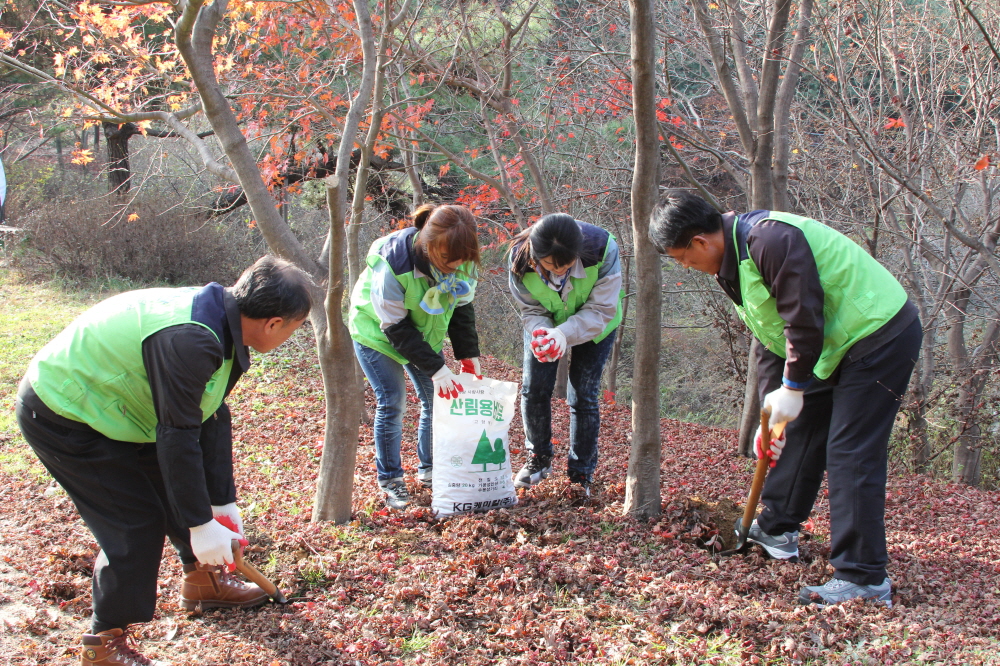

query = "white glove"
[431,365,464,399]
[459,358,482,379]
[211,502,243,536]
[189,519,242,567]
[530,327,568,362]
[753,425,787,467]
[762,385,804,425]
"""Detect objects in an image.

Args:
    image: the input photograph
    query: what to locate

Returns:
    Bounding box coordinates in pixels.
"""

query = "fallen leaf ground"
[2,331,999,665]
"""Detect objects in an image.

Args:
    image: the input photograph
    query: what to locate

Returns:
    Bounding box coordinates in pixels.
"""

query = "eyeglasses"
[666,237,694,268]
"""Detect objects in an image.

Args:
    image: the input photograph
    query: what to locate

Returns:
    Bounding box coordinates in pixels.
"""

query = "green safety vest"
[517,223,623,343]
[349,228,477,363]
[734,211,908,379]
[27,287,235,443]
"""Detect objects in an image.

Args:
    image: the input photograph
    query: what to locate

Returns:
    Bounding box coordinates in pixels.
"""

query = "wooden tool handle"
[232,541,288,604]
[739,409,772,532]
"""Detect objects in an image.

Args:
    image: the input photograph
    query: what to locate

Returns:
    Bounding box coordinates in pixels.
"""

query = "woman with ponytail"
[508,214,623,496]
[349,204,482,510]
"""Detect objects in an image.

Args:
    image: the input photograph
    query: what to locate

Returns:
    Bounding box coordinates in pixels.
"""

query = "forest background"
[1,0,999,495]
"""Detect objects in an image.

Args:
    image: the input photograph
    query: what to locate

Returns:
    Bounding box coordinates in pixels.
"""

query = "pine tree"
[471,430,495,471]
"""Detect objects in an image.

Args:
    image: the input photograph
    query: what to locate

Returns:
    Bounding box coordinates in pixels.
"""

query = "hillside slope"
[1,341,998,664]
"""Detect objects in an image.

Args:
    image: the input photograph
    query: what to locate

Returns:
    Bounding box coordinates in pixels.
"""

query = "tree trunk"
[103,122,139,196]
[690,0,812,456]
[312,0,378,519]
[175,0,367,523]
[771,0,814,210]
[909,313,935,471]
[604,336,620,395]
[737,339,761,457]
[313,180,365,522]
[952,321,1000,485]
[390,77,425,209]
[553,353,570,400]
[908,376,930,472]
[347,18,386,290]
[624,0,662,521]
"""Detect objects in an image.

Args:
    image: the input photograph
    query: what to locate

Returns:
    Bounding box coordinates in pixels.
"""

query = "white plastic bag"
[432,375,519,517]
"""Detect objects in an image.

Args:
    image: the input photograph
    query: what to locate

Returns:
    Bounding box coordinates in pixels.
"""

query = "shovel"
[719,407,786,558]
[231,540,288,604]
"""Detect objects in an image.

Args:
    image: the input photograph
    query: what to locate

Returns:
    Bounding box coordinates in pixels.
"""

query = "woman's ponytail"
[412,204,435,230]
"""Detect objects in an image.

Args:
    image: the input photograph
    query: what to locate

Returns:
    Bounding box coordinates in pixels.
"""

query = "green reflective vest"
[349,228,477,363]
[27,288,234,442]
[518,223,623,343]
[734,211,908,379]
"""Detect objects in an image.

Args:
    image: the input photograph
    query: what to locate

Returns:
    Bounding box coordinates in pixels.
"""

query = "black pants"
[756,317,921,586]
[15,387,205,630]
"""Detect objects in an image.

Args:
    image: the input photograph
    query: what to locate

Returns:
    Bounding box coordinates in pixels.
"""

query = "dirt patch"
[665,496,744,552]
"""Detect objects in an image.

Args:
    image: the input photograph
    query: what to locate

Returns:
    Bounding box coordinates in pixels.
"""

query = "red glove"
[431,365,463,399]
[459,358,483,379]
[754,426,787,469]
[530,328,565,362]
[214,515,249,572]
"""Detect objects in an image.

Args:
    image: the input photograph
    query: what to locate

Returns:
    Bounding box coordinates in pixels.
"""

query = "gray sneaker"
[737,518,799,560]
[799,577,892,607]
[513,454,552,489]
[417,468,432,488]
[378,477,410,510]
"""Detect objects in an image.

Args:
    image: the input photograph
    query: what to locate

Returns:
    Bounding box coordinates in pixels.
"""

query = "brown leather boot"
[81,627,170,665]
[180,562,269,611]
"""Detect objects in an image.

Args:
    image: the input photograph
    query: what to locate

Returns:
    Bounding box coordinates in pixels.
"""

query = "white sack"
[432,375,518,517]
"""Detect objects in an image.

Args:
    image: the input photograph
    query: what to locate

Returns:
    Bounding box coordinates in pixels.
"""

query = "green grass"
[401,628,432,654]
[598,520,623,537]
[0,447,47,478]
[298,562,327,588]
[263,551,279,576]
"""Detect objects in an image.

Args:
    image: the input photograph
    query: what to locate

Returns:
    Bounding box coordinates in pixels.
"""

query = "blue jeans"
[520,329,616,481]
[354,341,436,481]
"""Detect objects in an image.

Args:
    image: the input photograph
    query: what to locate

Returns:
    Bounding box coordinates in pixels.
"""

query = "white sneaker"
[417,468,432,488]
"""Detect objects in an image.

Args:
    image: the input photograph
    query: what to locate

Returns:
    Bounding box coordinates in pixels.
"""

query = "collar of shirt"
[223,288,252,372]
[717,212,740,282]
[715,212,743,306]
[408,233,448,283]
[412,239,431,279]
[540,257,586,295]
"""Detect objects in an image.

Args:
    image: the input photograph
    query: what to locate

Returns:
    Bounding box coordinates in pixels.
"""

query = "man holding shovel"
[16,256,311,665]
[649,191,921,607]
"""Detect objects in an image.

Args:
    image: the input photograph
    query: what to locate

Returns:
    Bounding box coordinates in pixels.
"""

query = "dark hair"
[411,204,480,271]
[649,190,723,252]
[510,213,587,278]
[231,255,313,320]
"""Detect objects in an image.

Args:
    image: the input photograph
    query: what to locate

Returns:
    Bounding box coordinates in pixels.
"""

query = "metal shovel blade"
[232,540,288,604]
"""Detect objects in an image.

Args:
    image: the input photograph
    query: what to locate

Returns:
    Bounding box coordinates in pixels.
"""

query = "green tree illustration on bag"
[471,430,507,471]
